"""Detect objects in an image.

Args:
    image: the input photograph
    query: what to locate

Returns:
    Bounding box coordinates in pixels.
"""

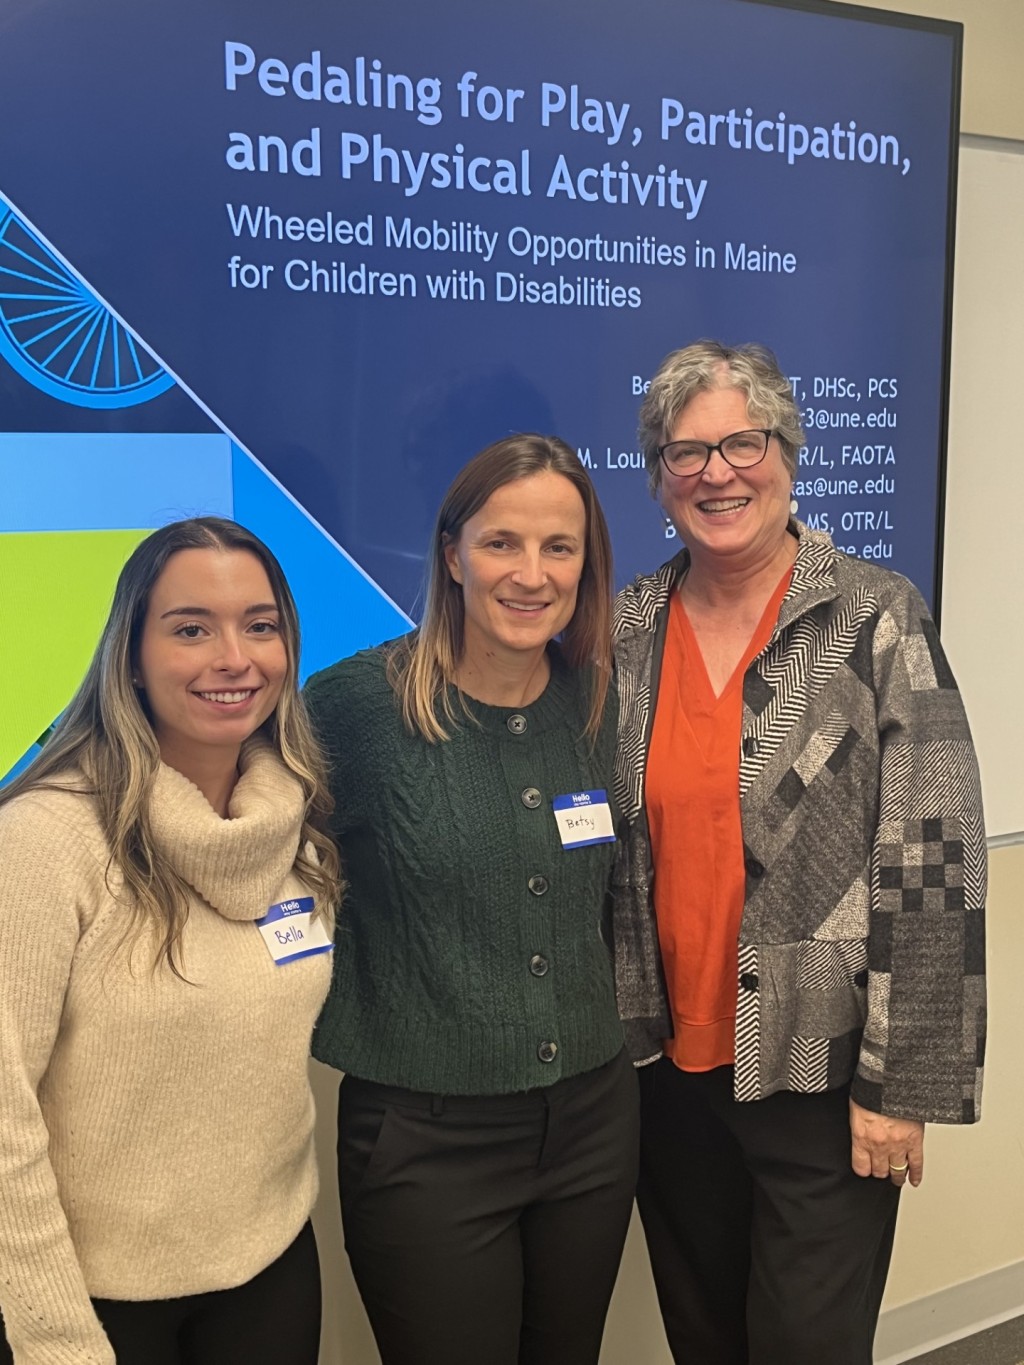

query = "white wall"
[939,137,1024,837]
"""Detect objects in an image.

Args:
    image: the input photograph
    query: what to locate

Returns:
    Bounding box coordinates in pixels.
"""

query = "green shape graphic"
[0,529,148,776]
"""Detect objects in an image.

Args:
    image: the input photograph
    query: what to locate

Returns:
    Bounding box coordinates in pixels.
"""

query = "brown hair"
[0,517,343,976]
[387,434,613,742]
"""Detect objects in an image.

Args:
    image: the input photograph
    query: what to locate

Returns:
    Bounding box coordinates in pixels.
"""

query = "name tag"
[552,790,616,849]
[256,896,333,965]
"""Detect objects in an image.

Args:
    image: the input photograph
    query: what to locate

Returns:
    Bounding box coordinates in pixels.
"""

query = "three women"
[0,518,341,1365]
[1,363,986,1365]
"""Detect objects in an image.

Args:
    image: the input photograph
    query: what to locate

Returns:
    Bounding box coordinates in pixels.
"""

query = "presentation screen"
[0,0,960,781]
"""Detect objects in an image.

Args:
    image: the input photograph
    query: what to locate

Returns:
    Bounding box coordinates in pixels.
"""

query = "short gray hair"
[638,340,805,490]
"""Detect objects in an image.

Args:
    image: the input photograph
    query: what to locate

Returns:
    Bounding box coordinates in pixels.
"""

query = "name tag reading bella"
[552,790,616,849]
[256,896,333,966]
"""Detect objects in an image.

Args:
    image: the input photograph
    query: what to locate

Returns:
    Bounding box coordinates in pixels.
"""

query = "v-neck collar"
[672,563,793,707]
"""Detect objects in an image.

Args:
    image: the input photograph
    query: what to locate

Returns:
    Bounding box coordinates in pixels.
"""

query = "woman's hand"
[849,1098,924,1187]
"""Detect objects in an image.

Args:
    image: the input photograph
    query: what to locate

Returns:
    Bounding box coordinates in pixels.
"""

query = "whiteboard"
[941,136,1024,838]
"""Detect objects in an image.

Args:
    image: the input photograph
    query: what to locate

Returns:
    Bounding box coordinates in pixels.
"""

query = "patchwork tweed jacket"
[612,523,986,1123]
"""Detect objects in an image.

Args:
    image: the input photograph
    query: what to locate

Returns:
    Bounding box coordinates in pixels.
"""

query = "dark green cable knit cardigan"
[306,647,624,1095]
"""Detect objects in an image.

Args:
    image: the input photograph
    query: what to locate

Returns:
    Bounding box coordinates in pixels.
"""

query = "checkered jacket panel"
[612,526,986,1123]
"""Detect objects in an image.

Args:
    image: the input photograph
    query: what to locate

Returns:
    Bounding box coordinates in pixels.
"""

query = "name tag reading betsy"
[256,896,333,966]
[552,790,616,849]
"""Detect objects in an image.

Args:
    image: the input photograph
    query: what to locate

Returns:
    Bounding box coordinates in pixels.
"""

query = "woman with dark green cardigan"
[306,434,638,1365]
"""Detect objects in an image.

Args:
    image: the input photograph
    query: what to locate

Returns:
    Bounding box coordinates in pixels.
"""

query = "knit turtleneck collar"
[147,737,305,922]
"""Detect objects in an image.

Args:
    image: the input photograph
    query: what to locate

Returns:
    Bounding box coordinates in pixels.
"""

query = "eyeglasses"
[658,428,775,477]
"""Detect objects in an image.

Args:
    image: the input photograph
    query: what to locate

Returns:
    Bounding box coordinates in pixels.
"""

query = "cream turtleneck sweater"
[0,740,333,1365]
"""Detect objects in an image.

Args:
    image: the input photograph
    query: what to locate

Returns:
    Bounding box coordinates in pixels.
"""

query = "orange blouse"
[646,569,792,1071]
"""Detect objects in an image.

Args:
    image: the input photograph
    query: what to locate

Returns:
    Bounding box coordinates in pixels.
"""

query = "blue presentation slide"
[0,0,958,668]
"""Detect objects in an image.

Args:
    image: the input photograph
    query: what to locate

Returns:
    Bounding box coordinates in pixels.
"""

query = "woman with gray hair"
[612,340,986,1364]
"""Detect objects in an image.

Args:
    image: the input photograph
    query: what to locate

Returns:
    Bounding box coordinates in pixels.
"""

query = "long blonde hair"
[387,434,613,743]
[0,517,343,977]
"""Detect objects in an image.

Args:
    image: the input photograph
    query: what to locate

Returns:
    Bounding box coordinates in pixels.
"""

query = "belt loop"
[431,1094,445,1117]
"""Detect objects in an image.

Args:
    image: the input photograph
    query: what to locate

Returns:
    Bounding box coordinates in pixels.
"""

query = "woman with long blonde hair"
[0,516,341,1365]
[308,434,638,1365]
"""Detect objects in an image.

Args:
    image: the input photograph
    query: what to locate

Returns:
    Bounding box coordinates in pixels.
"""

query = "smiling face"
[135,547,288,779]
[443,470,587,671]
[659,383,794,570]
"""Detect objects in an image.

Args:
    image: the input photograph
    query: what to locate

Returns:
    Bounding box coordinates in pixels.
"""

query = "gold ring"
[888,1162,909,1173]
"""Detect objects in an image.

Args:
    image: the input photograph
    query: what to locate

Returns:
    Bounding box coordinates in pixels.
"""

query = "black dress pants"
[338,1048,640,1365]
[0,1221,319,1365]
[637,1060,900,1365]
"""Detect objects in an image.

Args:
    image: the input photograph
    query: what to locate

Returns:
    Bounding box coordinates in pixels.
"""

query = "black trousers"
[0,1221,319,1365]
[637,1060,900,1365]
[338,1049,640,1365]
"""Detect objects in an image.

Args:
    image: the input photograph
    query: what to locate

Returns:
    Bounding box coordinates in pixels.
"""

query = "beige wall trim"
[962,133,1024,156]
[875,1260,1024,1364]
[988,832,1024,850]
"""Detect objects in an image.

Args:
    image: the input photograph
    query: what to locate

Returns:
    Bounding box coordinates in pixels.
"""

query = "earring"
[789,497,798,515]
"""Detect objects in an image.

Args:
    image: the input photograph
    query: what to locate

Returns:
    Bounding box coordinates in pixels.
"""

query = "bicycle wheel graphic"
[0,207,175,409]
